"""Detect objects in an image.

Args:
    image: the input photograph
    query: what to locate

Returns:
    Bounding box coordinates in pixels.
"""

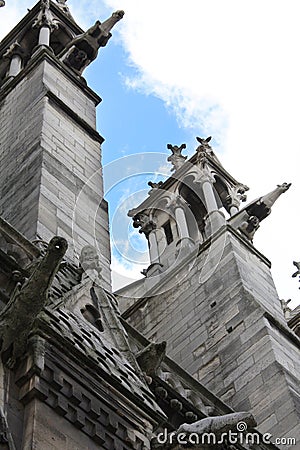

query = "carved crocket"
[0,236,67,368]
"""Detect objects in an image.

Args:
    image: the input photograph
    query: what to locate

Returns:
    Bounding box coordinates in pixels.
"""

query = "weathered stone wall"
[125,228,300,445]
[0,54,111,289]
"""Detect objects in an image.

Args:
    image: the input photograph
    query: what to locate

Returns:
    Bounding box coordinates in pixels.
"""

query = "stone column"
[148,228,160,265]
[32,0,58,49]
[132,213,163,276]
[202,179,219,213]
[175,206,190,240]
[167,195,194,257]
[38,26,51,46]
[195,167,225,236]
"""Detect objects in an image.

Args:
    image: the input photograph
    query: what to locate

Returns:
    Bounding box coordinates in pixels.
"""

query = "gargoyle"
[61,10,124,74]
[136,341,166,376]
[231,182,291,242]
[0,236,67,368]
[246,182,291,221]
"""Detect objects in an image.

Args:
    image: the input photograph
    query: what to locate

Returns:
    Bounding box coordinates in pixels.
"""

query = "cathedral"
[0,1,299,449]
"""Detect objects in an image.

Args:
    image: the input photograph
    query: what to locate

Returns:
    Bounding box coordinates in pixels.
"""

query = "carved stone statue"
[136,341,166,376]
[61,10,125,74]
[167,143,187,172]
[292,261,300,278]
[79,245,102,282]
[196,136,224,167]
[238,216,260,242]
[0,236,67,368]
[196,136,212,152]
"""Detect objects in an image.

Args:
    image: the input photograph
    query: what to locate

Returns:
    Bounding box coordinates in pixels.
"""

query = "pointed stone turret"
[0,1,124,289]
[127,137,249,278]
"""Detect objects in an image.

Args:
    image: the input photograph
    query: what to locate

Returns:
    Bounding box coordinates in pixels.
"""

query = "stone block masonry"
[124,227,300,447]
[0,52,111,289]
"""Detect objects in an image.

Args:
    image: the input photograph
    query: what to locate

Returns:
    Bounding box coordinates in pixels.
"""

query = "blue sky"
[1,0,300,307]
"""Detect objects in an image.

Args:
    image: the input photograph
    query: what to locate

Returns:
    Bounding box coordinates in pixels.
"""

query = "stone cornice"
[46,90,104,144]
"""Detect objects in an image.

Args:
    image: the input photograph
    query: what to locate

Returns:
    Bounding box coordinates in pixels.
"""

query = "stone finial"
[32,0,59,30]
[61,10,124,75]
[196,136,212,152]
[227,184,250,211]
[148,180,163,195]
[79,245,102,282]
[167,143,187,172]
[148,181,163,190]
[55,0,72,17]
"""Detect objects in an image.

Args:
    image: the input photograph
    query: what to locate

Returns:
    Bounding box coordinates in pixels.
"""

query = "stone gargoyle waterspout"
[0,236,68,369]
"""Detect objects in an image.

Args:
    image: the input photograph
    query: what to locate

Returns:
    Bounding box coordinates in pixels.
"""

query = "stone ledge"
[0,46,101,105]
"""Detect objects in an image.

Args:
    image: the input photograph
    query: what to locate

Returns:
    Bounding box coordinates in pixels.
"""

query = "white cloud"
[103,0,300,307]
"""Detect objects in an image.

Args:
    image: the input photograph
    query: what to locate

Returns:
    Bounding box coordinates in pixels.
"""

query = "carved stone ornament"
[132,213,156,236]
[32,0,59,30]
[165,192,188,212]
[238,215,260,242]
[196,136,212,152]
[167,143,187,172]
[62,10,124,74]
[79,245,102,282]
[136,341,166,376]
[3,41,25,59]
[0,236,67,369]
[55,0,72,17]
[227,184,249,209]
[148,181,164,195]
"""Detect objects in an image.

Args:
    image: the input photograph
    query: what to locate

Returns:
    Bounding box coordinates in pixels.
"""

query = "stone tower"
[0,0,121,289]
[120,137,300,446]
